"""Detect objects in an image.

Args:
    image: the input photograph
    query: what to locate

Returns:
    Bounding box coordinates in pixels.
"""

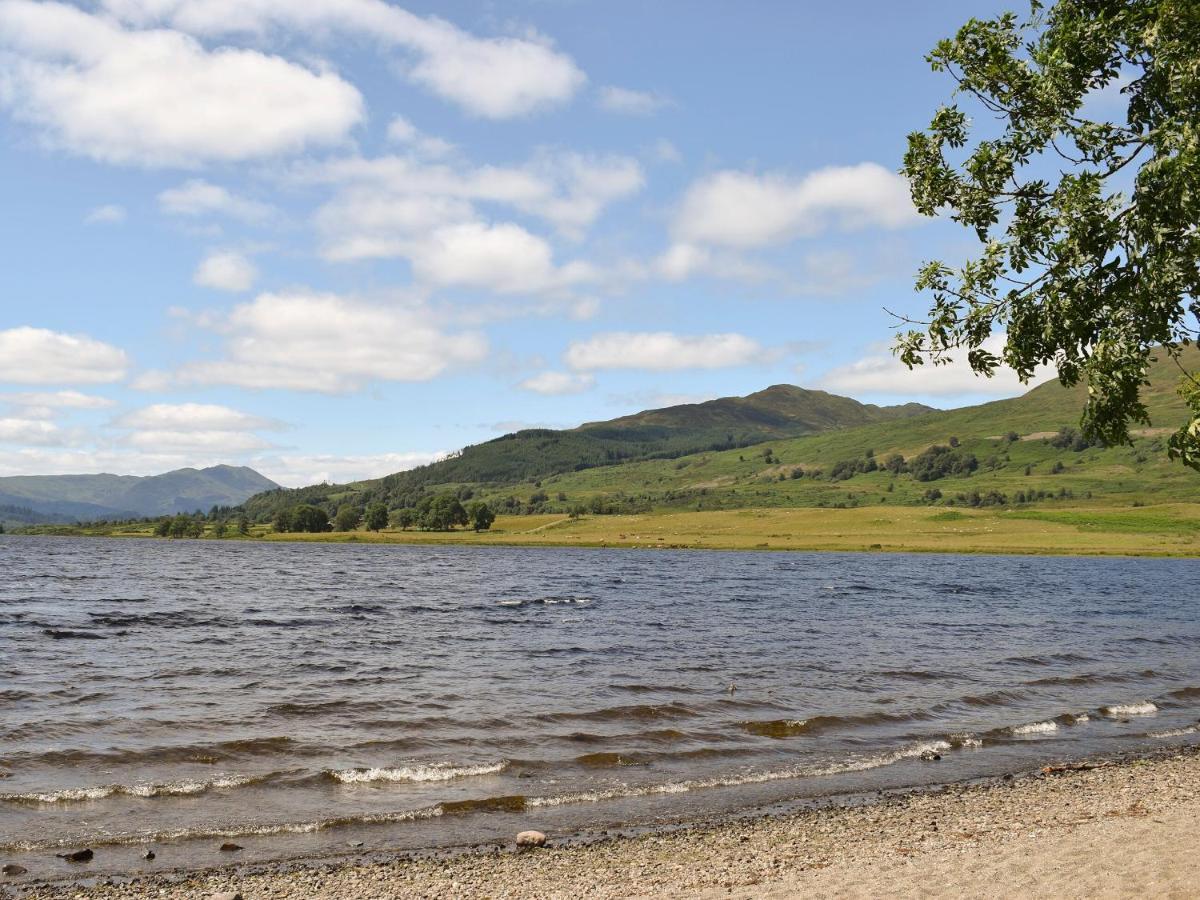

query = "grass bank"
[54,502,1200,557]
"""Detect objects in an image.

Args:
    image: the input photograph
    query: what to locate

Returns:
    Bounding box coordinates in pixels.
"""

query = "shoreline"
[8,501,1200,559]
[8,742,1199,899]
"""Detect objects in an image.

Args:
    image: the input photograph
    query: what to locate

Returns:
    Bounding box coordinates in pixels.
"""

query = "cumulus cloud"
[309,149,643,268]
[158,290,487,392]
[0,327,129,384]
[674,163,919,248]
[84,204,127,224]
[385,115,455,158]
[2,390,115,410]
[158,179,274,221]
[411,222,594,294]
[98,0,586,119]
[116,402,282,432]
[0,0,364,166]
[193,250,258,292]
[123,428,273,451]
[566,332,763,371]
[0,416,64,445]
[818,335,1055,401]
[252,450,444,487]
[597,85,669,116]
[519,370,595,395]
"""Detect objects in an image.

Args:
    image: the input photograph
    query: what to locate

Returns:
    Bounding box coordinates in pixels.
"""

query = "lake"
[2,535,1198,875]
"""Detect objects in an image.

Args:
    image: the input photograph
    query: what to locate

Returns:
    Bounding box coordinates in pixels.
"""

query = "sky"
[0,0,1044,487]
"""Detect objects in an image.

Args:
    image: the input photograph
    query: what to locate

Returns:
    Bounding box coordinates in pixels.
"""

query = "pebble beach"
[7,744,1198,900]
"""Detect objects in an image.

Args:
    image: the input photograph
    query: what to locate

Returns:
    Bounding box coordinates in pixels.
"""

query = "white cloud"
[0,416,64,445]
[519,370,595,395]
[566,332,764,371]
[651,242,777,283]
[0,0,364,166]
[162,290,487,392]
[123,428,273,451]
[385,114,455,158]
[252,450,443,487]
[650,138,682,164]
[84,204,126,224]
[818,335,1055,400]
[0,327,129,385]
[158,179,274,221]
[411,222,591,294]
[3,390,114,410]
[674,163,918,248]
[117,402,281,432]
[193,250,258,292]
[309,150,643,266]
[597,85,669,116]
[98,0,586,119]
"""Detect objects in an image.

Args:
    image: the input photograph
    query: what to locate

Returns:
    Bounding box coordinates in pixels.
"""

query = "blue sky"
[0,0,1041,486]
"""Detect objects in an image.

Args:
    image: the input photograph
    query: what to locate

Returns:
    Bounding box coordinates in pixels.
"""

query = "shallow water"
[1,535,1198,874]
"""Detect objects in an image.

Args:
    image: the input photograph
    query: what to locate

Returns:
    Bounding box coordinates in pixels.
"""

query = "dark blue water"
[1,536,1198,876]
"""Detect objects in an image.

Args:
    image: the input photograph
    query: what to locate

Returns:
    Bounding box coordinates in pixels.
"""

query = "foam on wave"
[329,762,506,784]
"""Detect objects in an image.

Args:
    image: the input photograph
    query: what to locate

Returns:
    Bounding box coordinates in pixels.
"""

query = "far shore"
[15,502,1200,558]
[11,744,1200,899]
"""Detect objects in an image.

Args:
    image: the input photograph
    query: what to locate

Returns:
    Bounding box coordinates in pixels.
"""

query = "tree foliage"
[364,502,388,531]
[334,504,362,532]
[901,0,1200,467]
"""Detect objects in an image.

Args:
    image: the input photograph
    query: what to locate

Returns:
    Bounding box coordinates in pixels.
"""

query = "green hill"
[240,388,934,519]
[0,465,279,525]
[240,346,1200,523]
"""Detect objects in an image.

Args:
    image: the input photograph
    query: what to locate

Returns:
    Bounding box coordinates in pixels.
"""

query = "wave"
[1101,702,1158,717]
[1,773,265,805]
[1149,723,1200,738]
[744,709,931,739]
[1167,687,1200,701]
[0,805,444,852]
[526,740,955,808]
[329,762,505,784]
[3,735,298,767]
[496,595,595,608]
[1006,720,1059,736]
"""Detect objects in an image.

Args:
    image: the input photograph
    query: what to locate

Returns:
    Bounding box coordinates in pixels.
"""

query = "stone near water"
[210,893,243,900]
[3,864,28,876]
[920,750,942,762]
[58,849,93,862]
[516,830,547,848]
[218,842,243,852]
[144,850,155,860]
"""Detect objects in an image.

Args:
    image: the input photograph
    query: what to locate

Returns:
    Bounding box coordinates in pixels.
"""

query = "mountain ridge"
[0,464,279,525]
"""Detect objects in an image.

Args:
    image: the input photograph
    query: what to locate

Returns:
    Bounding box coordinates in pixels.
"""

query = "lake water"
[2,535,1198,876]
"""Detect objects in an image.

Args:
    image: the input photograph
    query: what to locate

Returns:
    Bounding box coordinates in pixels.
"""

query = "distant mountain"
[0,465,279,524]
[240,386,935,518]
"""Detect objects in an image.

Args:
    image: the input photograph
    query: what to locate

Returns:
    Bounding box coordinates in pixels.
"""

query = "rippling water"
[2,535,1198,874]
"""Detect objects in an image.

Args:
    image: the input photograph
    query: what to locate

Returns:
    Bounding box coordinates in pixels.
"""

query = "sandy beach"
[6,744,1197,900]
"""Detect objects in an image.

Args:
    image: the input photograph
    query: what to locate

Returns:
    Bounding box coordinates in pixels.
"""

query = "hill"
[239,388,934,519]
[240,346,1199,522]
[0,465,279,525]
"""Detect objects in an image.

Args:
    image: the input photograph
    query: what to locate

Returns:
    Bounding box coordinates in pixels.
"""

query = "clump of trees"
[385,494,496,532]
[154,514,204,538]
[830,453,878,481]
[1049,427,1104,452]
[909,445,979,482]
[273,505,330,533]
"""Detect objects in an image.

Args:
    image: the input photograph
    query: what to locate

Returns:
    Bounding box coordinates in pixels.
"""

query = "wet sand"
[7,744,1198,899]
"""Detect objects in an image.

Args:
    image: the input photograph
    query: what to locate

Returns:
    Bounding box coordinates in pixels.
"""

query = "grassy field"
[53,503,1200,557]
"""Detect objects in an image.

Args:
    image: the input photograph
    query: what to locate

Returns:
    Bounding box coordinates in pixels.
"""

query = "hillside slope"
[240,346,1199,521]
[240,386,933,518]
[0,465,279,523]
